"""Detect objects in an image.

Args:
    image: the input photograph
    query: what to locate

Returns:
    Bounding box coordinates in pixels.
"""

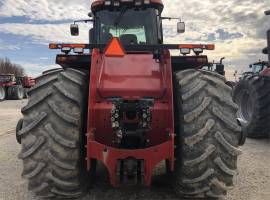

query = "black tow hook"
[16,119,23,144]
[237,118,247,146]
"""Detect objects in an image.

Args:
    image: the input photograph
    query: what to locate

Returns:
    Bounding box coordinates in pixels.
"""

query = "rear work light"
[180,48,191,55]
[193,48,203,55]
[74,47,84,54]
[61,47,72,55]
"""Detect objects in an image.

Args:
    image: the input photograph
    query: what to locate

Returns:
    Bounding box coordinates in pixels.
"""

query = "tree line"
[0,58,25,76]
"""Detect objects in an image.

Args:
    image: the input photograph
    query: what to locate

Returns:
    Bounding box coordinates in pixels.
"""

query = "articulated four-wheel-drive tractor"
[0,74,35,101]
[16,0,243,199]
[233,10,270,139]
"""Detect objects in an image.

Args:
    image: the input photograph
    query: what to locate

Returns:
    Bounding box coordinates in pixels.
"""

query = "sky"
[0,0,270,79]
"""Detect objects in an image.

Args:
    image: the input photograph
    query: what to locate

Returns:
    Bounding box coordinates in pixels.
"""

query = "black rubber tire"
[172,69,242,199]
[42,68,63,75]
[0,86,6,101]
[233,74,270,138]
[18,68,93,199]
[7,85,24,100]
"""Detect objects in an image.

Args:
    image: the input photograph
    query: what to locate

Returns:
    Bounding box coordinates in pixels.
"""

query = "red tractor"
[233,10,270,138]
[17,0,242,199]
[0,74,35,101]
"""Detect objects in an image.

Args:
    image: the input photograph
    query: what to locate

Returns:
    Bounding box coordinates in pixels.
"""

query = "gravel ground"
[0,100,269,200]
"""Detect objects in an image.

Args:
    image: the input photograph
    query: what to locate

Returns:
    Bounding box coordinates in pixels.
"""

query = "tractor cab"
[248,61,268,74]
[202,57,225,76]
[52,0,212,71]
[93,7,161,45]
[71,0,185,46]
[90,0,164,45]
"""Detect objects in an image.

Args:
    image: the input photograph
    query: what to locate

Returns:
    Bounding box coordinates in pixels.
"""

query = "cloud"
[16,61,58,77]
[216,29,243,40]
[0,23,90,44]
[0,38,21,50]
[0,0,90,21]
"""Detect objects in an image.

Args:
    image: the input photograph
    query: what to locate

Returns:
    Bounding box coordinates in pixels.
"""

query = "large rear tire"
[18,68,93,199]
[172,69,242,199]
[7,85,24,100]
[0,86,6,101]
[233,74,270,138]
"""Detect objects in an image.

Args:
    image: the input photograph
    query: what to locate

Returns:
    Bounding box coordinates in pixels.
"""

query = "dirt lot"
[0,100,269,200]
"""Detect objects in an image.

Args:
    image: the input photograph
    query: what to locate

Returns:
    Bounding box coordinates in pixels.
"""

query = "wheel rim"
[237,90,254,124]
[0,87,5,100]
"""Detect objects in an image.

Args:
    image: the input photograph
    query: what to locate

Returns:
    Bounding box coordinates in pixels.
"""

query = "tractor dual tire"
[172,69,242,199]
[7,85,24,100]
[18,68,93,199]
[233,74,270,138]
[0,86,6,101]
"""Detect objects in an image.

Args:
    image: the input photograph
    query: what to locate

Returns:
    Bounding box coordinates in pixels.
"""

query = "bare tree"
[0,58,25,76]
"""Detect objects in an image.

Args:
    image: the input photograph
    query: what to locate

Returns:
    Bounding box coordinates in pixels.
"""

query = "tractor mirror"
[177,21,185,33]
[70,24,79,36]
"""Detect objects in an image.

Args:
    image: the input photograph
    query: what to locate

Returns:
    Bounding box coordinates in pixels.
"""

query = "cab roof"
[91,0,164,13]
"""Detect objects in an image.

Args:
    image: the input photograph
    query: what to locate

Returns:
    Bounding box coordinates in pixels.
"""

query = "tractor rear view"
[233,10,270,138]
[17,0,242,199]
